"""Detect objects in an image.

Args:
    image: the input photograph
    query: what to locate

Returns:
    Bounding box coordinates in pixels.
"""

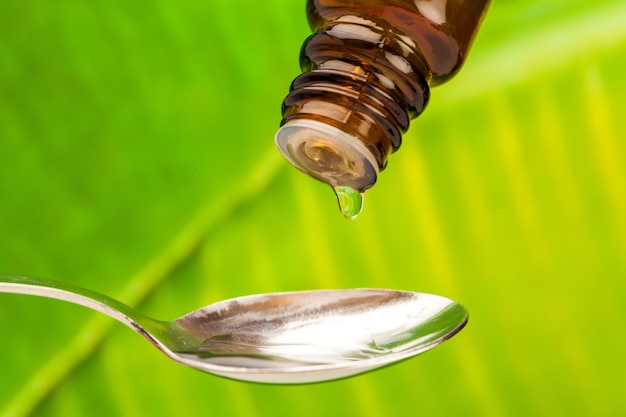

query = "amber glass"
[276,0,491,192]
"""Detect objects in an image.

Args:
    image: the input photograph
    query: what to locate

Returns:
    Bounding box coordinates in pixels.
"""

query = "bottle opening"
[275,119,379,192]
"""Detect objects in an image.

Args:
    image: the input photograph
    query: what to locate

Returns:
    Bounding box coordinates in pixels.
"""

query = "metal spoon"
[0,275,467,384]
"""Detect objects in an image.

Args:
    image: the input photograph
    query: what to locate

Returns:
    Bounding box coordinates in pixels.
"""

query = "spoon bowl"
[0,275,467,384]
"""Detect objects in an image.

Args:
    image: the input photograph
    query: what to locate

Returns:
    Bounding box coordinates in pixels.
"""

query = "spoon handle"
[0,274,162,336]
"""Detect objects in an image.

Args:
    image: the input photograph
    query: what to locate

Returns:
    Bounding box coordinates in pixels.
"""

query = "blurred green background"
[1,0,625,416]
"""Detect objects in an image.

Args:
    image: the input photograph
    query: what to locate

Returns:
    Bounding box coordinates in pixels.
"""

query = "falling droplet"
[334,186,364,219]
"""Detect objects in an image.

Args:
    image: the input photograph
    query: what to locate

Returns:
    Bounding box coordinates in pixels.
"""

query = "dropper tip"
[334,186,364,220]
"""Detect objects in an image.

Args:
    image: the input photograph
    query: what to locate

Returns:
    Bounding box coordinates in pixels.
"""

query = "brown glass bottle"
[275,0,491,214]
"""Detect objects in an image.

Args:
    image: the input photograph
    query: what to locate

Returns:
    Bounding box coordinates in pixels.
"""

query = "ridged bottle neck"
[277,16,430,191]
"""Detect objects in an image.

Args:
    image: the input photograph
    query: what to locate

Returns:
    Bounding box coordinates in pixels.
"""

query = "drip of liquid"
[334,186,364,219]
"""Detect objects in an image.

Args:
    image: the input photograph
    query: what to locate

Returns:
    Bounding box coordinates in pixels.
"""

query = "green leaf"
[1,1,625,416]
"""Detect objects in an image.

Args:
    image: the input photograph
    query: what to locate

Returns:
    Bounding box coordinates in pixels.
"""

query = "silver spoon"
[0,274,467,384]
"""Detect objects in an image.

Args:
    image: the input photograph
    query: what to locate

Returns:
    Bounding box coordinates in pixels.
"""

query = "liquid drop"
[334,186,364,220]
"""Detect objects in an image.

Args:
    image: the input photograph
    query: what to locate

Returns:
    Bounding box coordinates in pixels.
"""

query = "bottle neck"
[277,17,430,191]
